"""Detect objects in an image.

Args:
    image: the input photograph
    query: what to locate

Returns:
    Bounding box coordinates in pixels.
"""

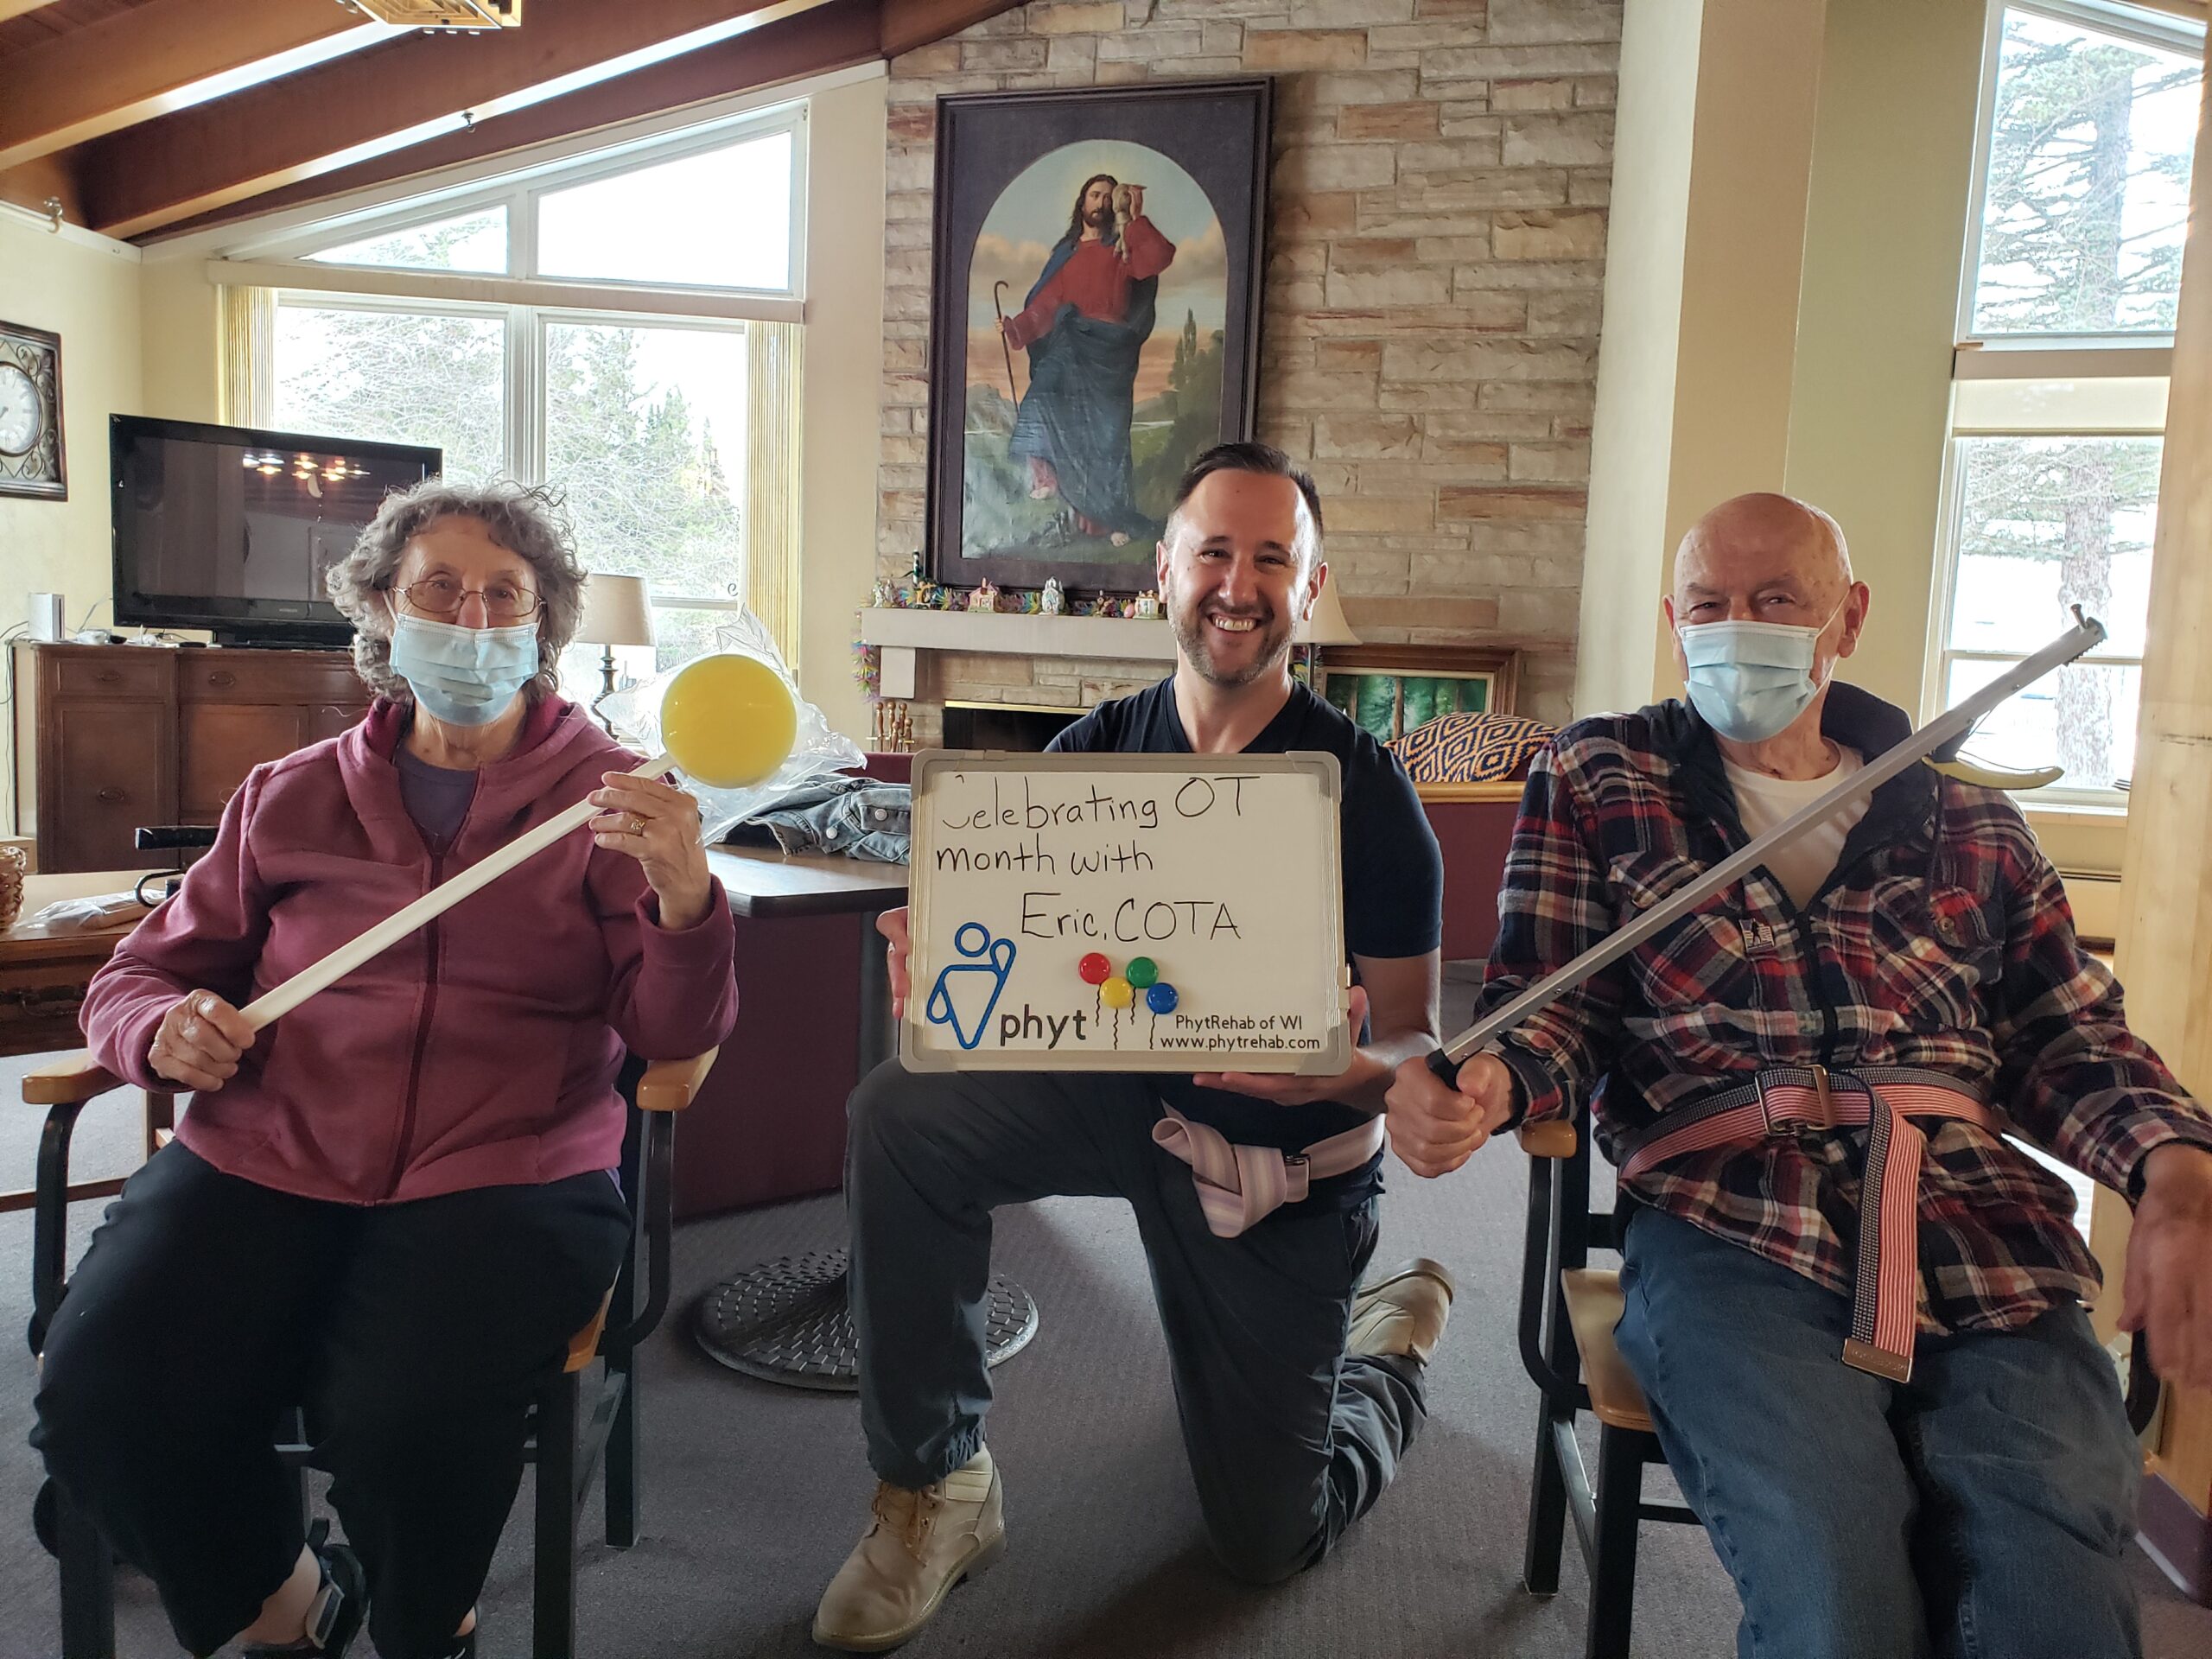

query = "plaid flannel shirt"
[1484,682,2212,1335]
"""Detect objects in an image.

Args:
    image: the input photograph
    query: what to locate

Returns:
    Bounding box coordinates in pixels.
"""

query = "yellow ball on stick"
[1101,976,1135,1010]
[658,652,798,789]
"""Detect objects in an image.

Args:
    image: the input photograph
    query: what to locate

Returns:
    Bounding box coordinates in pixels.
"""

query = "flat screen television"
[111,415,440,648]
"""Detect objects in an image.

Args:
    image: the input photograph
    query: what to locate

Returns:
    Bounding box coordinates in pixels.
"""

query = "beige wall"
[1574,0,1701,715]
[0,214,143,642]
[1577,0,1827,715]
[798,73,889,741]
[138,256,221,423]
[1782,0,1982,714]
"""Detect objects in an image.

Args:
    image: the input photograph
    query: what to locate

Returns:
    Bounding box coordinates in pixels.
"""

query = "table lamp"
[575,573,654,731]
[1294,569,1360,687]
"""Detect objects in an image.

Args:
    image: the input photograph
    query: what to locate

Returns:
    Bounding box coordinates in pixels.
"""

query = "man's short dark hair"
[1169,442,1325,542]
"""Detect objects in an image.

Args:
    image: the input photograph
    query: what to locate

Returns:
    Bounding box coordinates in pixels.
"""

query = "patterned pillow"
[1390,712,1557,785]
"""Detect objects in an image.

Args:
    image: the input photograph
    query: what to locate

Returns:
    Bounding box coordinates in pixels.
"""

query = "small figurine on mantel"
[967,578,1001,613]
[1133,589,1161,620]
[1041,576,1065,616]
[871,577,896,608]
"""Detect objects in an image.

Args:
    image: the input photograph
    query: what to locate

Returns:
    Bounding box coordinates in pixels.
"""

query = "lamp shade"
[575,572,655,648]
[1294,572,1361,646]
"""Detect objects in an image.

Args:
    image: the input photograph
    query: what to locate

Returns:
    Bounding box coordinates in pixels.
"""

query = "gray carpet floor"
[4,977,2209,1656]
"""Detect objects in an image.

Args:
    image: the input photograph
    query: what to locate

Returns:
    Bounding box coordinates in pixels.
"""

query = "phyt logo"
[925,923,1015,1051]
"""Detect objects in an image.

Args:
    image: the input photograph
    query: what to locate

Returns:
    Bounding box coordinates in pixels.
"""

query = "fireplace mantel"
[859,607,1175,697]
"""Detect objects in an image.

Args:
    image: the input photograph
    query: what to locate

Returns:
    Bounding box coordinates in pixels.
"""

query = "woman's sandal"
[239,1519,368,1657]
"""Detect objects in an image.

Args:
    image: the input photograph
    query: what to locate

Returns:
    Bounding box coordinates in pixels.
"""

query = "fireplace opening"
[941,701,1084,753]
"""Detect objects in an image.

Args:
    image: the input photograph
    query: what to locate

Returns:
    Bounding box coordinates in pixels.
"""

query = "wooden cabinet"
[11,644,372,873]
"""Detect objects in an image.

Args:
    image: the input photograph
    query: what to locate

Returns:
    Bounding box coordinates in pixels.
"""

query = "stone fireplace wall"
[875,0,1621,741]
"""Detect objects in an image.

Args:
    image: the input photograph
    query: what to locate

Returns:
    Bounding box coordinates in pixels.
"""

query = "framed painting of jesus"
[924,79,1272,594]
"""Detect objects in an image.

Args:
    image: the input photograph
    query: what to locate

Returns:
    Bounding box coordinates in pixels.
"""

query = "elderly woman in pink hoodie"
[34,480,737,1659]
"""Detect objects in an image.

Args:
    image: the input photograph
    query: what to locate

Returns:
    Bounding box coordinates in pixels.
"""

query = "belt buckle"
[1757,1064,1837,1141]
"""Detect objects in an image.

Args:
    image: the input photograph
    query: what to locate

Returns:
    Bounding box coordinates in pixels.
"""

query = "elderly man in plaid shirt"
[1389,492,2212,1659]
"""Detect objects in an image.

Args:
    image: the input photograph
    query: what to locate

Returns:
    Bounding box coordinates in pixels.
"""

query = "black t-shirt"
[1048,677,1442,1185]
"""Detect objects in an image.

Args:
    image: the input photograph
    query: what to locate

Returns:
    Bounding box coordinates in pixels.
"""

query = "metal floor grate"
[693,1248,1039,1391]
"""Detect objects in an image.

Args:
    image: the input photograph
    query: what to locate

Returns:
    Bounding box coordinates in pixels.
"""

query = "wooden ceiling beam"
[69,0,840,238]
[0,149,84,227]
[879,0,1020,58]
[140,0,884,245]
[0,0,397,175]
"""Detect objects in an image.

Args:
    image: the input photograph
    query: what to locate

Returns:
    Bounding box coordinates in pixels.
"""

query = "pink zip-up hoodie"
[82,696,739,1205]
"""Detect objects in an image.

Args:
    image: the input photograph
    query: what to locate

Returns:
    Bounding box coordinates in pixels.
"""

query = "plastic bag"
[596,609,865,846]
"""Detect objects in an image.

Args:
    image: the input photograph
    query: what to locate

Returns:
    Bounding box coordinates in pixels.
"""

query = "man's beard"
[1085,201,1114,227]
[1168,596,1293,688]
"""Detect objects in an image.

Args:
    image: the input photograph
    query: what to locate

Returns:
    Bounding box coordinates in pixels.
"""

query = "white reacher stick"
[238,748,674,1032]
[1421,609,2107,1086]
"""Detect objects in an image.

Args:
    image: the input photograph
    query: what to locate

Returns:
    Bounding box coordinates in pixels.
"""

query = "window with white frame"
[244,108,804,684]
[1934,0,2201,804]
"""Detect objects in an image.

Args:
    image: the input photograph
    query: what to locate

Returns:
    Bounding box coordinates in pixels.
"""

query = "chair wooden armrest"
[1519,1120,1577,1160]
[635,1048,718,1113]
[22,1052,126,1108]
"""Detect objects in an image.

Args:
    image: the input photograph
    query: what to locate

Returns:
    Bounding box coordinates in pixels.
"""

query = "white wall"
[1576,0,1705,715]
[1783,0,1983,715]
[796,73,887,744]
[1577,0,1829,714]
[0,213,143,642]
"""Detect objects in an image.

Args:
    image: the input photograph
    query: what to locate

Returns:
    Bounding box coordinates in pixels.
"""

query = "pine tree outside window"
[1934,0,2201,804]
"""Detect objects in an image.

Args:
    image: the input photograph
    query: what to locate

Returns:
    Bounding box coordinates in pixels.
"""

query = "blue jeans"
[1613,1205,2141,1659]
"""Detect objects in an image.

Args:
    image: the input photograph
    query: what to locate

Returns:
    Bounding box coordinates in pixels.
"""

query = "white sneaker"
[811,1447,1006,1652]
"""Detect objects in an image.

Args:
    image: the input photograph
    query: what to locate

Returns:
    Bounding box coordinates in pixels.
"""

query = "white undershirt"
[1721,745,1867,911]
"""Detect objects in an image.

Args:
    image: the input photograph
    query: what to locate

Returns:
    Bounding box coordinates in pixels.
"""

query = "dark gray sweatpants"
[844,1059,1426,1584]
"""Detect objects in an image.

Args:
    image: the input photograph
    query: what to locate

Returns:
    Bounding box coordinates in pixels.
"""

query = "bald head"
[1675,493,1852,613]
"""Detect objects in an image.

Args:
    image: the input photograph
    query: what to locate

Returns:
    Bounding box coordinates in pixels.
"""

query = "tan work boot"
[812,1447,1005,1652]
[1346,1257,1455,1364]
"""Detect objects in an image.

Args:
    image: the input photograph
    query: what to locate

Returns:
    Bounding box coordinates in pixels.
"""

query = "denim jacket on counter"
[738,778,911,863]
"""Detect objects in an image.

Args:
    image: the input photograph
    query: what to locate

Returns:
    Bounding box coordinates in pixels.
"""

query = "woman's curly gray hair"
[327,478,587,702]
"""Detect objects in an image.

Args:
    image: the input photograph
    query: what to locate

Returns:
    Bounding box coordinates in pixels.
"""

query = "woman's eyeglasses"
[393,575,540,623]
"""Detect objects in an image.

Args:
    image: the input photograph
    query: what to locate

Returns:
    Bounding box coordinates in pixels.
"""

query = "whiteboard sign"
[903,752,1350,1073]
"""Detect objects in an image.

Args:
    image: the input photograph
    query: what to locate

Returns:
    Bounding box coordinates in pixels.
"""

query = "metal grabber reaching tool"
[1419,608,2107,1090]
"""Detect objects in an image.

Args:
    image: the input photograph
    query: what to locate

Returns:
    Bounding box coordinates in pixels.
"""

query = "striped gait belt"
[1153,1109,1385,1239]
[1617,1065,1997,1382]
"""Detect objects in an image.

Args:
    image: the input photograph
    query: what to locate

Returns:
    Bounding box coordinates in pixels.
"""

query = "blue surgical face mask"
[387,610,540,728]
[1677,600,1844,744]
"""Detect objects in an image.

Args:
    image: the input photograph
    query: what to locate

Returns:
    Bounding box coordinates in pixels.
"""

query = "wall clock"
[0,321,65,501]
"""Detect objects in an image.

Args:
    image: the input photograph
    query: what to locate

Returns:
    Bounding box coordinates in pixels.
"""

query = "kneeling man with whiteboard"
[812,445,1450,1652]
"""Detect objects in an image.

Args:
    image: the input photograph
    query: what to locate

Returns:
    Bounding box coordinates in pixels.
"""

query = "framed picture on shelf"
[1317,645,1521,745]
[924,79,1272,594]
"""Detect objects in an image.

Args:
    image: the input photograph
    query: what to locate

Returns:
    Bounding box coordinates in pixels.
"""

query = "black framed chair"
[25,1044,717,1659]
[1514,1115,2165,1659]
[1514,1118,1694,1659]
